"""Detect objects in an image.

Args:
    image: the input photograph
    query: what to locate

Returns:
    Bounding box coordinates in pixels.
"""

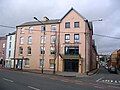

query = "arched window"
[27,46,31,55]
[28,36,32,44]
[19,47,23,55]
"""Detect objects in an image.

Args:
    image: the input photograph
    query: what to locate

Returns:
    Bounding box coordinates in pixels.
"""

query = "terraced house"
[14,8,97,74]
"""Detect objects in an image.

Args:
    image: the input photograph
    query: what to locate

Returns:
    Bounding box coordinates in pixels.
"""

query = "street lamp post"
[34,17,45,74]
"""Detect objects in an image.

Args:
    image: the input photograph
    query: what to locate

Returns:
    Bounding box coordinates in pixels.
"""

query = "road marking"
[28,86,40,90]
[3,78,14,83]
[94,85,104,89]
[96,77,104,82]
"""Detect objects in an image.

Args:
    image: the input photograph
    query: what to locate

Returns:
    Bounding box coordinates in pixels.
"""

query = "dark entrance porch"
[64,59,79,72]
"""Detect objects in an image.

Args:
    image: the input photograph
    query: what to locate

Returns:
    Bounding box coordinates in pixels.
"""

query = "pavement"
[0,65,99,77]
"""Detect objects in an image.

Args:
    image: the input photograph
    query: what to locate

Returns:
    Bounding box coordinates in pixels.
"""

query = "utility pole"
[34,17,45,74]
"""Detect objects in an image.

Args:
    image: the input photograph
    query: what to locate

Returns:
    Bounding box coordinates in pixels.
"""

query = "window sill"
[27,54,31,56]
[24,65,30,68]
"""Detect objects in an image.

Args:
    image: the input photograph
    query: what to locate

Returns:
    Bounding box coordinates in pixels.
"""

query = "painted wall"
[5,34,15,68]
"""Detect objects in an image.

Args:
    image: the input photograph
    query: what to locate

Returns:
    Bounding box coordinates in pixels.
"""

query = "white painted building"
[5,32,16,68]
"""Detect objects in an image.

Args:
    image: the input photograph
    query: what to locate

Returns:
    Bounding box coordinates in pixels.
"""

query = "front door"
[64,59,79,72]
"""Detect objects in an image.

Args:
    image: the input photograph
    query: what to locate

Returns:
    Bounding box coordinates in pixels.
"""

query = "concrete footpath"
[0,66,99,77]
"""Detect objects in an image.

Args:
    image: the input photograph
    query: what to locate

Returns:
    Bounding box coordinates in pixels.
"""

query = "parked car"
[108,66,117,74]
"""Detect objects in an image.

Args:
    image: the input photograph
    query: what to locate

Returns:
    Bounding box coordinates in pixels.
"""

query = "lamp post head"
[34,17,38,20]
[98,19,102,21]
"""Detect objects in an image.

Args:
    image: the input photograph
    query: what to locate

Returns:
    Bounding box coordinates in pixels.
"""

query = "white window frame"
[29,26,33,33]
[41,36,46,44]
[74,34,79,43]
[65,34,70,43]
[51,35,56,44]
[28,36,32,44]
[51,25,56,31]
[40,46,45,54]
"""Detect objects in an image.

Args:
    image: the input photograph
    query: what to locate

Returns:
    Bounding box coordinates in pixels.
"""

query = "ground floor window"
[49,59,54,69]
[25,60,29,66]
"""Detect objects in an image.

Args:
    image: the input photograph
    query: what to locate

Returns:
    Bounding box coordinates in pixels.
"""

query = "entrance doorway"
[64,59,79,72]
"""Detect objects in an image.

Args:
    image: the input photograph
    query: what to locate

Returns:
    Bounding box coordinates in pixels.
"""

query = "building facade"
[108,49,120,69]
[15,8,96,74]
[0,36,7,67]
[5,32,16,68]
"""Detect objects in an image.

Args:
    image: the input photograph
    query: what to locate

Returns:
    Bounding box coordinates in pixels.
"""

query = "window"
[28,36,32,44]
[74,34,79,43]
[25,60,29,66]
[20,37,24,44]
[41,25,45,31]
[50,46,55,54]
[29,26,33,33]
[9,42,11,49]
[20,27,24,34]
[65,46,79,55]
[2,43,5,48]
[40,46,45,54]
[2,51,4,55]
[51,25,56,31]
[65,34,70,43]
[51,35,56,43]
[49,59,54,69]
[10,36,12,41]
[41,36,46,44]
[74,22,79,28]
[27,47,31,55]
[65,22,70,28]
[19,47,23,55]
[40,59,44,67]
[8,50,11,57]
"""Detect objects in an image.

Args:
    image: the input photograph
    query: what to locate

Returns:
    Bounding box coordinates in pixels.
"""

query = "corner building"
[15,8,97,74]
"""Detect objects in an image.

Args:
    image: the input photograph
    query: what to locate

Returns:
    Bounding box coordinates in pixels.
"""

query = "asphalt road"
[0,67,120,90]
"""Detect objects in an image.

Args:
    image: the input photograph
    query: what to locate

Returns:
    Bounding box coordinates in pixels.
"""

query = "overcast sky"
[0,0,120,55]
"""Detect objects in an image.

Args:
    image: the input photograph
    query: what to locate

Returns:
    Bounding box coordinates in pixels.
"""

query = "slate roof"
[17,19,60,27]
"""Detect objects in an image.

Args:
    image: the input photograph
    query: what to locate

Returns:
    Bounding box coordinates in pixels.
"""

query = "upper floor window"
[29,26,33,33]
[65,46,79,55]
[65,22,70,28]
[28,36,32,44]
[74,22,79,28]
[2,43,5,48]
[10,36,12,41]
[65,34,70,43]
[51,35,56,44]
[9,42,11,49]
[8,50,11,57]
[51,25,56,31]
[20,37,24,44]
[27,46,31,55]
[40,46,45,54]
[19,47,23,55]
[41,25,46,31]
[50,46,55,54]
[74,34,79,43]
[20,27,24,34]
[41,36,46,44]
